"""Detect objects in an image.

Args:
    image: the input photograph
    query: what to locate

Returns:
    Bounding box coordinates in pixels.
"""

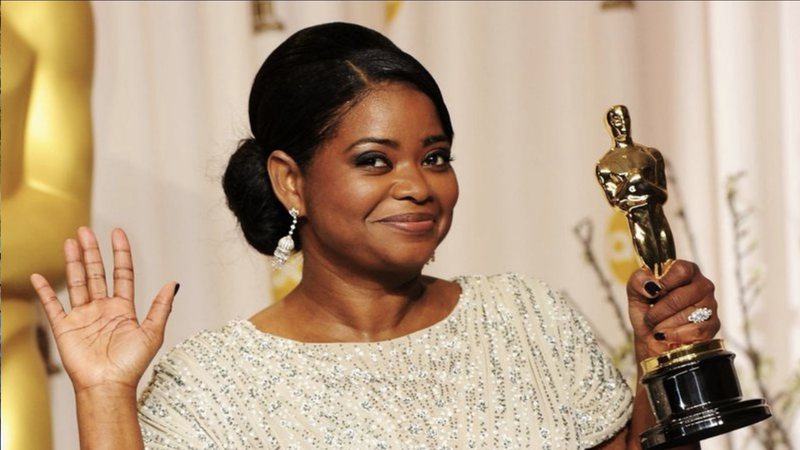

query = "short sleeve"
[563,297,633,446]
[137,345,219,450]
[518,275,633,448]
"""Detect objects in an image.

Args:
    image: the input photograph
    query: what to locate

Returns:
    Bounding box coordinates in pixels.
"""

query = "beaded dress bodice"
[138,274,632,449]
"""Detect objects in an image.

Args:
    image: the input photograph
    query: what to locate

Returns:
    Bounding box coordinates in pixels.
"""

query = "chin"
[375,250,434,273]
[361,231,446,274]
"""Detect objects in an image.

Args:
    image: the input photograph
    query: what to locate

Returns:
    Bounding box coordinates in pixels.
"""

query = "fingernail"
[654,332,666,341]
[644,281,662,297]
[174,283,181,296]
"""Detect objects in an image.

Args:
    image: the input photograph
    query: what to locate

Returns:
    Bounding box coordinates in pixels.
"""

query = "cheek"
[336,178,387,214]
[438,173,459,213]
[434,174,458,242]
[306,174,387,225]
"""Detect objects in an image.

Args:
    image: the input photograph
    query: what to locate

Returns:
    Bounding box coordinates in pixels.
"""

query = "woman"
[32,23,719,449]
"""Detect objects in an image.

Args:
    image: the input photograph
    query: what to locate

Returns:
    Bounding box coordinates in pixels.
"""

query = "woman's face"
[298,83,458,274]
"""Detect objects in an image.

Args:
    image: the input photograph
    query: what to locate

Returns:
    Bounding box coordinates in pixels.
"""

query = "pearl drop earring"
[272,207,299,269]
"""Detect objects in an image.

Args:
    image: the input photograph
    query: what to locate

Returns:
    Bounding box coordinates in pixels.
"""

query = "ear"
[267,150,305,215]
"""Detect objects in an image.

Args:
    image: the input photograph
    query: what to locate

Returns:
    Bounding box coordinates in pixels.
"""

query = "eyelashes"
[423,151,455,167]
[354,149,454,170]
[354,151,391,169]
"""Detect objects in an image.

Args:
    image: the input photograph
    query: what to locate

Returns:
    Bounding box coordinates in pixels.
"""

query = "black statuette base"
[640,349,771,449]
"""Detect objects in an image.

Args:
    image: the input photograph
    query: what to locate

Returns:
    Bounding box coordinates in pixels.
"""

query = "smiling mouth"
[376,213,436,233]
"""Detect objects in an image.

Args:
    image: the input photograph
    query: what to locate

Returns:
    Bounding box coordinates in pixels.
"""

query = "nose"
[390,164,432,203]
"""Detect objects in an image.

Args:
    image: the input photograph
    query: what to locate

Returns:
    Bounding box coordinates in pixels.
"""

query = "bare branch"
[572,218,632,344]
[726,173,795,449]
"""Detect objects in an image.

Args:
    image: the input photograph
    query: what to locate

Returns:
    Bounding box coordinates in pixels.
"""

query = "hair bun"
[222,139,289,256]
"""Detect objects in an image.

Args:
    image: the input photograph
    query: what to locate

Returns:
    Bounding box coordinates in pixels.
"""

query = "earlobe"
[266,150,305,214]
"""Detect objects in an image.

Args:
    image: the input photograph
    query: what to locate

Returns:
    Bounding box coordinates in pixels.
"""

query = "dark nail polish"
[174,283,181,296]
[644,281,662,297]
[654,332,666,341]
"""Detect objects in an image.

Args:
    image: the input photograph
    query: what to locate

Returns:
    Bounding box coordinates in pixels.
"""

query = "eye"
[354,151,392,170]
[422,149,454,167]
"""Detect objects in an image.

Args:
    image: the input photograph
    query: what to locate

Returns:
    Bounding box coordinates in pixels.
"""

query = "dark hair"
[222,22,454,255]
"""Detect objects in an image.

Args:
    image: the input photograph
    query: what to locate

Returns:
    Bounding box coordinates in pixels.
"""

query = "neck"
[614,137,633,148]
[288,249,428,340]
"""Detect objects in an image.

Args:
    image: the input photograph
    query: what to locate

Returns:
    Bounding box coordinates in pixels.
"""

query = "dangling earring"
[272,207,299,269]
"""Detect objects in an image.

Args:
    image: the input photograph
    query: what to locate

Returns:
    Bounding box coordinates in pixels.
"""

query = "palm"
[31,228,177,393]
[52,298,154,388]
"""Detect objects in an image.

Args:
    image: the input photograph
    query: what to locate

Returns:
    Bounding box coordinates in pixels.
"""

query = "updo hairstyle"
[222,22,454,255]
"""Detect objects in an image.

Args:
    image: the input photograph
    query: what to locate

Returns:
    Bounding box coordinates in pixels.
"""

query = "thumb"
[141,282,179,339]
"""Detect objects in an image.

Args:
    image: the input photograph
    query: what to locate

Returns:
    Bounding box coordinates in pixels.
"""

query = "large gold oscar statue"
[596,105,770,449]
[1,3,94,449]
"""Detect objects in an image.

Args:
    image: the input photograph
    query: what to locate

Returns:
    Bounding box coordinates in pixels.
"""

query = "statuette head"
[606,105,632,145]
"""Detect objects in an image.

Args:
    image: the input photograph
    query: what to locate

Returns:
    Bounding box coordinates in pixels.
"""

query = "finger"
[77,227,108,301]
[651,300,717,331]
[654,317,721,345]
[30,273,67,327]
[111,228,135,302]
[644,278,715,329]
[657,260,699,292]
[64,239,90,307]
[141,282,179,341]
[627,267,665,338]
[627,266,663,305]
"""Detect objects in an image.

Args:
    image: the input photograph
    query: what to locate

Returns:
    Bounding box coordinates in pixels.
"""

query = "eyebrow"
[345,134,451,152]
[423,134,450,147]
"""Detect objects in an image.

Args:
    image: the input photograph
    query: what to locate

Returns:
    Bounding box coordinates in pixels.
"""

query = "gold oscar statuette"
[596,105,771,449]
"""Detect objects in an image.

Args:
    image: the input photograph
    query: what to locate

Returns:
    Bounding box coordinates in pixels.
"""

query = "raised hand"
[31,227,178,394]
[627,260,721,360]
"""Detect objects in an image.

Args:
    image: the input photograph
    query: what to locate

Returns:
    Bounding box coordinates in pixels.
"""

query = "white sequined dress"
[138,274,633,449]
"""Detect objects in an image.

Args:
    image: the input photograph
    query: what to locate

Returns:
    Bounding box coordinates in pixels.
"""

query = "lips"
[376,213,436,233]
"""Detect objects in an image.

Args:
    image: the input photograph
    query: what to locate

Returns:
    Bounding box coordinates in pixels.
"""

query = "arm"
[76,385,143,450]
[596,165,622,208]
[31,228,179,449]
[651,148,668,193]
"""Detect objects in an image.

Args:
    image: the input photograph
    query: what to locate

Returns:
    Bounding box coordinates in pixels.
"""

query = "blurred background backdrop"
[2,1,798,449]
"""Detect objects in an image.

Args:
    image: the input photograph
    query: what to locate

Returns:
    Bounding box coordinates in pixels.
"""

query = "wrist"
[75,381,138,399]
[75,382,139,428]
[634,340,653,364]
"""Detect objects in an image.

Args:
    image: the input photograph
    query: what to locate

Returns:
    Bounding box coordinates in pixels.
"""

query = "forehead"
[333,83,444,140]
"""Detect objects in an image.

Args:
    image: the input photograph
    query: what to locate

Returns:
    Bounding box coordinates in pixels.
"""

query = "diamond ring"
[688,307,713,323]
